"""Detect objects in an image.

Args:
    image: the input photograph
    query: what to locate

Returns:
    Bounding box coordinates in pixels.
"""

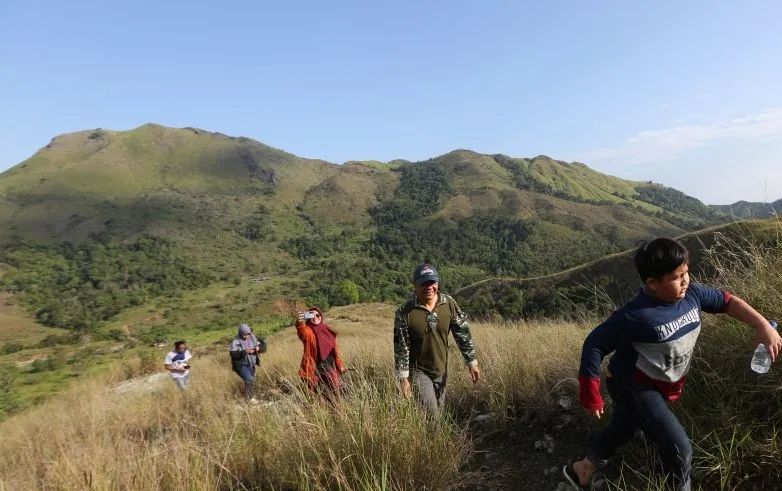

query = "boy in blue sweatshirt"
[564,238,781,491]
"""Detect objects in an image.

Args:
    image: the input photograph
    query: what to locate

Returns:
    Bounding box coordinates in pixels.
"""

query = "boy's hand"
[756,325,782,362]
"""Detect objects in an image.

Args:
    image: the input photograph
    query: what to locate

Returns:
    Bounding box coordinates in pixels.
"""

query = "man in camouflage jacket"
[394,263,480,414]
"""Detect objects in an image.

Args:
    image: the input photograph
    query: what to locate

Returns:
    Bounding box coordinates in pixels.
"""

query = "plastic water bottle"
[751,320,778,374]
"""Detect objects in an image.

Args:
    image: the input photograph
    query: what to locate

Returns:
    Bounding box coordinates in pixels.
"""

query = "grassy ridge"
[711,198,782,220]
[0,124,724,270]
[457,219,782,319]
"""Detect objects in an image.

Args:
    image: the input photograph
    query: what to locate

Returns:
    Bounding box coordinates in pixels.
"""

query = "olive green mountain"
[0,123,740,313]
[710,199,782,220]
[0,124,723,246]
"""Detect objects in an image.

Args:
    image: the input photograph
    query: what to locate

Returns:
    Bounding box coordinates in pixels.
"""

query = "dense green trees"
[236,205,273,241]
[294,160,622,308]
[635,184,726,228]
[0,159,731,326]
[1,237,212,330]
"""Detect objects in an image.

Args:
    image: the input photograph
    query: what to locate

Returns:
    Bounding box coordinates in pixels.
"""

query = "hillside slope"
[0,124,725,248]
[0,123,735,330]
[0,124,338,242]
[711,198,782,219]
[3,288,781,490]
[456,218,781,318]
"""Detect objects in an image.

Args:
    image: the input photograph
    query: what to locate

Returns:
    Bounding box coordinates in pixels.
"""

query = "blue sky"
[2,1,781,204]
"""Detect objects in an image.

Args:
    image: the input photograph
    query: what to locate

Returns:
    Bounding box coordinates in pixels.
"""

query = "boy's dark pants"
[588,378,692,491]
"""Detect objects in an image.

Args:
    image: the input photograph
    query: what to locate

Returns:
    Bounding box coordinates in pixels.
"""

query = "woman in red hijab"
[296,307,347,397]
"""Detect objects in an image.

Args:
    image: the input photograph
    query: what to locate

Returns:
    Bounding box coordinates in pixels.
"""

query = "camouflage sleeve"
[450,302,477,365]
[393,306,410,379]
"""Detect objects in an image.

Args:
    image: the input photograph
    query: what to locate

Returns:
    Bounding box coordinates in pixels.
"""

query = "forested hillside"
[711,198,782,219]
[458,219,782,319]
[0,124,740,331]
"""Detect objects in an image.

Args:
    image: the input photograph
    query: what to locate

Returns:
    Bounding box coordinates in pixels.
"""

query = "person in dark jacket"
[229,323,264,404]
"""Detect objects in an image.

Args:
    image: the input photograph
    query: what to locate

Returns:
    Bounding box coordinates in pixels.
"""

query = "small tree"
[337,280,360,305]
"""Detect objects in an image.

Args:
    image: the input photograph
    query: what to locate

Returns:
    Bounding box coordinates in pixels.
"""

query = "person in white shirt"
[164,340,192,390]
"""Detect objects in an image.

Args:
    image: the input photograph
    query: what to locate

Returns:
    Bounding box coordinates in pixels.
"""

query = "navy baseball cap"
[413,263,440,285]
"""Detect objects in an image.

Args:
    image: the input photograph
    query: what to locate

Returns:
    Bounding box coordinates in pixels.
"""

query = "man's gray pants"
[411,369,448,415]
[173,373,190,391]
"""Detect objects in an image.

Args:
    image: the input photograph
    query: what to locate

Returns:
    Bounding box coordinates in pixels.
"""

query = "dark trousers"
[303,355,345,404]
[237,364,256,400]
[411,369,448,416]
[315,356,343,393]
[589,379,692,491]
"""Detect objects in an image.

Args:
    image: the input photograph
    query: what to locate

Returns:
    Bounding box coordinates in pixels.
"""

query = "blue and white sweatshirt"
[578,282,731,410]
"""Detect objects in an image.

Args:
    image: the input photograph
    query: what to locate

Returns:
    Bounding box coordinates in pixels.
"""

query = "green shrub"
[28,355,65,373]
[1,343,23,355]
[1,236,213,330]
[0,367,19,416]
[336,280,360,305]
[138,326,170,345]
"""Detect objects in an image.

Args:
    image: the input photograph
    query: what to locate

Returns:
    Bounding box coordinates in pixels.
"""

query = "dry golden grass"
[0,292,69,345]
[0,301,595,490]
[3,236,782,491]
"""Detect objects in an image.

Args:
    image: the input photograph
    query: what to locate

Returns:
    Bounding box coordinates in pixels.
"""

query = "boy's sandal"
[562,463,590,490]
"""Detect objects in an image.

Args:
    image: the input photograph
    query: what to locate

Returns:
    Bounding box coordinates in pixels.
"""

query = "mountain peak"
[134,122,165,130]
[441,148,483,159]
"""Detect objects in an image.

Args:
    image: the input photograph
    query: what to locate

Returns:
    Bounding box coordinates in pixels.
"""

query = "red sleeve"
[296,324,318,384]
[334,347,346,372]
[579,375,604,411]
[296,320,308,341]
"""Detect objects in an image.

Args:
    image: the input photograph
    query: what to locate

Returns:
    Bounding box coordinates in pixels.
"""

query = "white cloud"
[574,107,782,166]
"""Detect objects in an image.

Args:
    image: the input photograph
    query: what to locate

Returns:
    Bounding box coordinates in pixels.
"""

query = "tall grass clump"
[0,360,470,490]
[447,319,588,423]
